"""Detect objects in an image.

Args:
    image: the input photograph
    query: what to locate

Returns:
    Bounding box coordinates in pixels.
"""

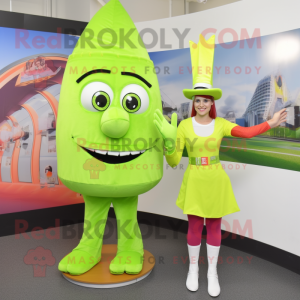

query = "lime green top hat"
[183,34,222,100]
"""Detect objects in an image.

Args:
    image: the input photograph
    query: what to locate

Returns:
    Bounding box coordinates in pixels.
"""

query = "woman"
[154,97,286,296]
[153,34,287,297]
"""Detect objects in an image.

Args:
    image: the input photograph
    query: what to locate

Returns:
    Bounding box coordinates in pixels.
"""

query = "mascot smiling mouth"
[81,146,147,164]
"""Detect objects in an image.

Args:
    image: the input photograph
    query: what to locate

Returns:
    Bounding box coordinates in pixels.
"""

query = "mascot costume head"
[57,0,163,276]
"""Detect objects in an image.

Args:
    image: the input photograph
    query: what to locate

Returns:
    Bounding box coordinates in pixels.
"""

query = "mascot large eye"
[120,84,149,114]
[81,82,113,112]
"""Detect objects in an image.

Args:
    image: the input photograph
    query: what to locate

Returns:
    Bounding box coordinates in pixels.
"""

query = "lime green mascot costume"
[57,0,163,275]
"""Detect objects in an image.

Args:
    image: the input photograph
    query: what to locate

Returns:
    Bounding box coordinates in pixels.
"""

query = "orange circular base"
[62,244,155,288]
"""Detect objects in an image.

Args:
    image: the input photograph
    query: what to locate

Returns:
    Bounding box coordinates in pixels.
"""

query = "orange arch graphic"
[37,90,61,185]
[0,56,67,185]
[0,57,67,90]
[0,63,26,90]
[0,122,12,183]
[37,90,58,119]
[21,104,41,184]
[7,116,20,183]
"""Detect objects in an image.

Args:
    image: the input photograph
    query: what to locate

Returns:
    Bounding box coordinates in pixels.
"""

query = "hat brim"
[183,88,222,100]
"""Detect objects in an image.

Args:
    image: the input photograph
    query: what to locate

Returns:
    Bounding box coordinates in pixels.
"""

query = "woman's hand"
[153,109,177,152]
[267,108,288,128]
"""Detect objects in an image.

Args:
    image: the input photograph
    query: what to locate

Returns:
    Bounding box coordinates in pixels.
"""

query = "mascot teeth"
[90,149,146,156]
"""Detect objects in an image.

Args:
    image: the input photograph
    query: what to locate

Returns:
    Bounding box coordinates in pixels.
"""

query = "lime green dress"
[165,117,240,218]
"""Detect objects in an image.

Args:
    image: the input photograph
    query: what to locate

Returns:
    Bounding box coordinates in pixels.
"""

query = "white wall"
[135,0,300,52]
[189,0,240,13]
[0,0,47,16]
[0,0,243,23]
[90,0,102,20]
[119,0,184,22]
[0,0,10,11]
[136,0,300,257]
[0,0,184,22]
[0,0,101,22]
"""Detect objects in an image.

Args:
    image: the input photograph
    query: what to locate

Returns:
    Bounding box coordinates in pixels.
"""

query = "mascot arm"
[165,121,185,167]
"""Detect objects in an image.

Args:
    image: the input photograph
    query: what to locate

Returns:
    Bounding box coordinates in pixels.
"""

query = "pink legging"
[187,215,222,246]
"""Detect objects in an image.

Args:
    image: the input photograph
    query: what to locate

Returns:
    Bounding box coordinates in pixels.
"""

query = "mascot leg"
[109,196,144,275]
[58,195,111,275]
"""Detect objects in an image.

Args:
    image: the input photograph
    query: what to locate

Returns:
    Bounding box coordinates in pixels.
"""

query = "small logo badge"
[210,156,216,162]
[201,157,208,165]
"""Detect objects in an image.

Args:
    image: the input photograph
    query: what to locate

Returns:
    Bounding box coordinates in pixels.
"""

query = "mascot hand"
[153,109,177,153]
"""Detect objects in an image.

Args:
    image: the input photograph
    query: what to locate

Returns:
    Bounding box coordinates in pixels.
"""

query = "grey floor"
[1,217,300,300]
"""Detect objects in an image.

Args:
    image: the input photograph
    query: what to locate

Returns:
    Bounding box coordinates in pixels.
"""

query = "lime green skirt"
[176,163,240,218]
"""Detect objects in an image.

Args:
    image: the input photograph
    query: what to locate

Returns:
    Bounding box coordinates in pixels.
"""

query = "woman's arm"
[231,122,271,138]
[231,108,287,138]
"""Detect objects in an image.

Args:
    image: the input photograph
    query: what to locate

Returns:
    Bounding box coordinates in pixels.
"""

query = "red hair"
[191,95,217,119]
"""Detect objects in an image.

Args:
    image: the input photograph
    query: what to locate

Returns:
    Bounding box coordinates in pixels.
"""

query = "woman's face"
[194,96,213,116]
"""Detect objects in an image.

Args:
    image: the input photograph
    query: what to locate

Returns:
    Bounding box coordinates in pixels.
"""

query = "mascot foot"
[109,251,143,275]
[58,249,101,275]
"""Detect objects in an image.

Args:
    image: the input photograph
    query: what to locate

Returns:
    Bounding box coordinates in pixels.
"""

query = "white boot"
[186,243,201,291]
[206,243,221,297]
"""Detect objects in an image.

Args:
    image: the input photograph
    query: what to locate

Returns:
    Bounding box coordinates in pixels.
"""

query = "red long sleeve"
[231,122,271,138]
